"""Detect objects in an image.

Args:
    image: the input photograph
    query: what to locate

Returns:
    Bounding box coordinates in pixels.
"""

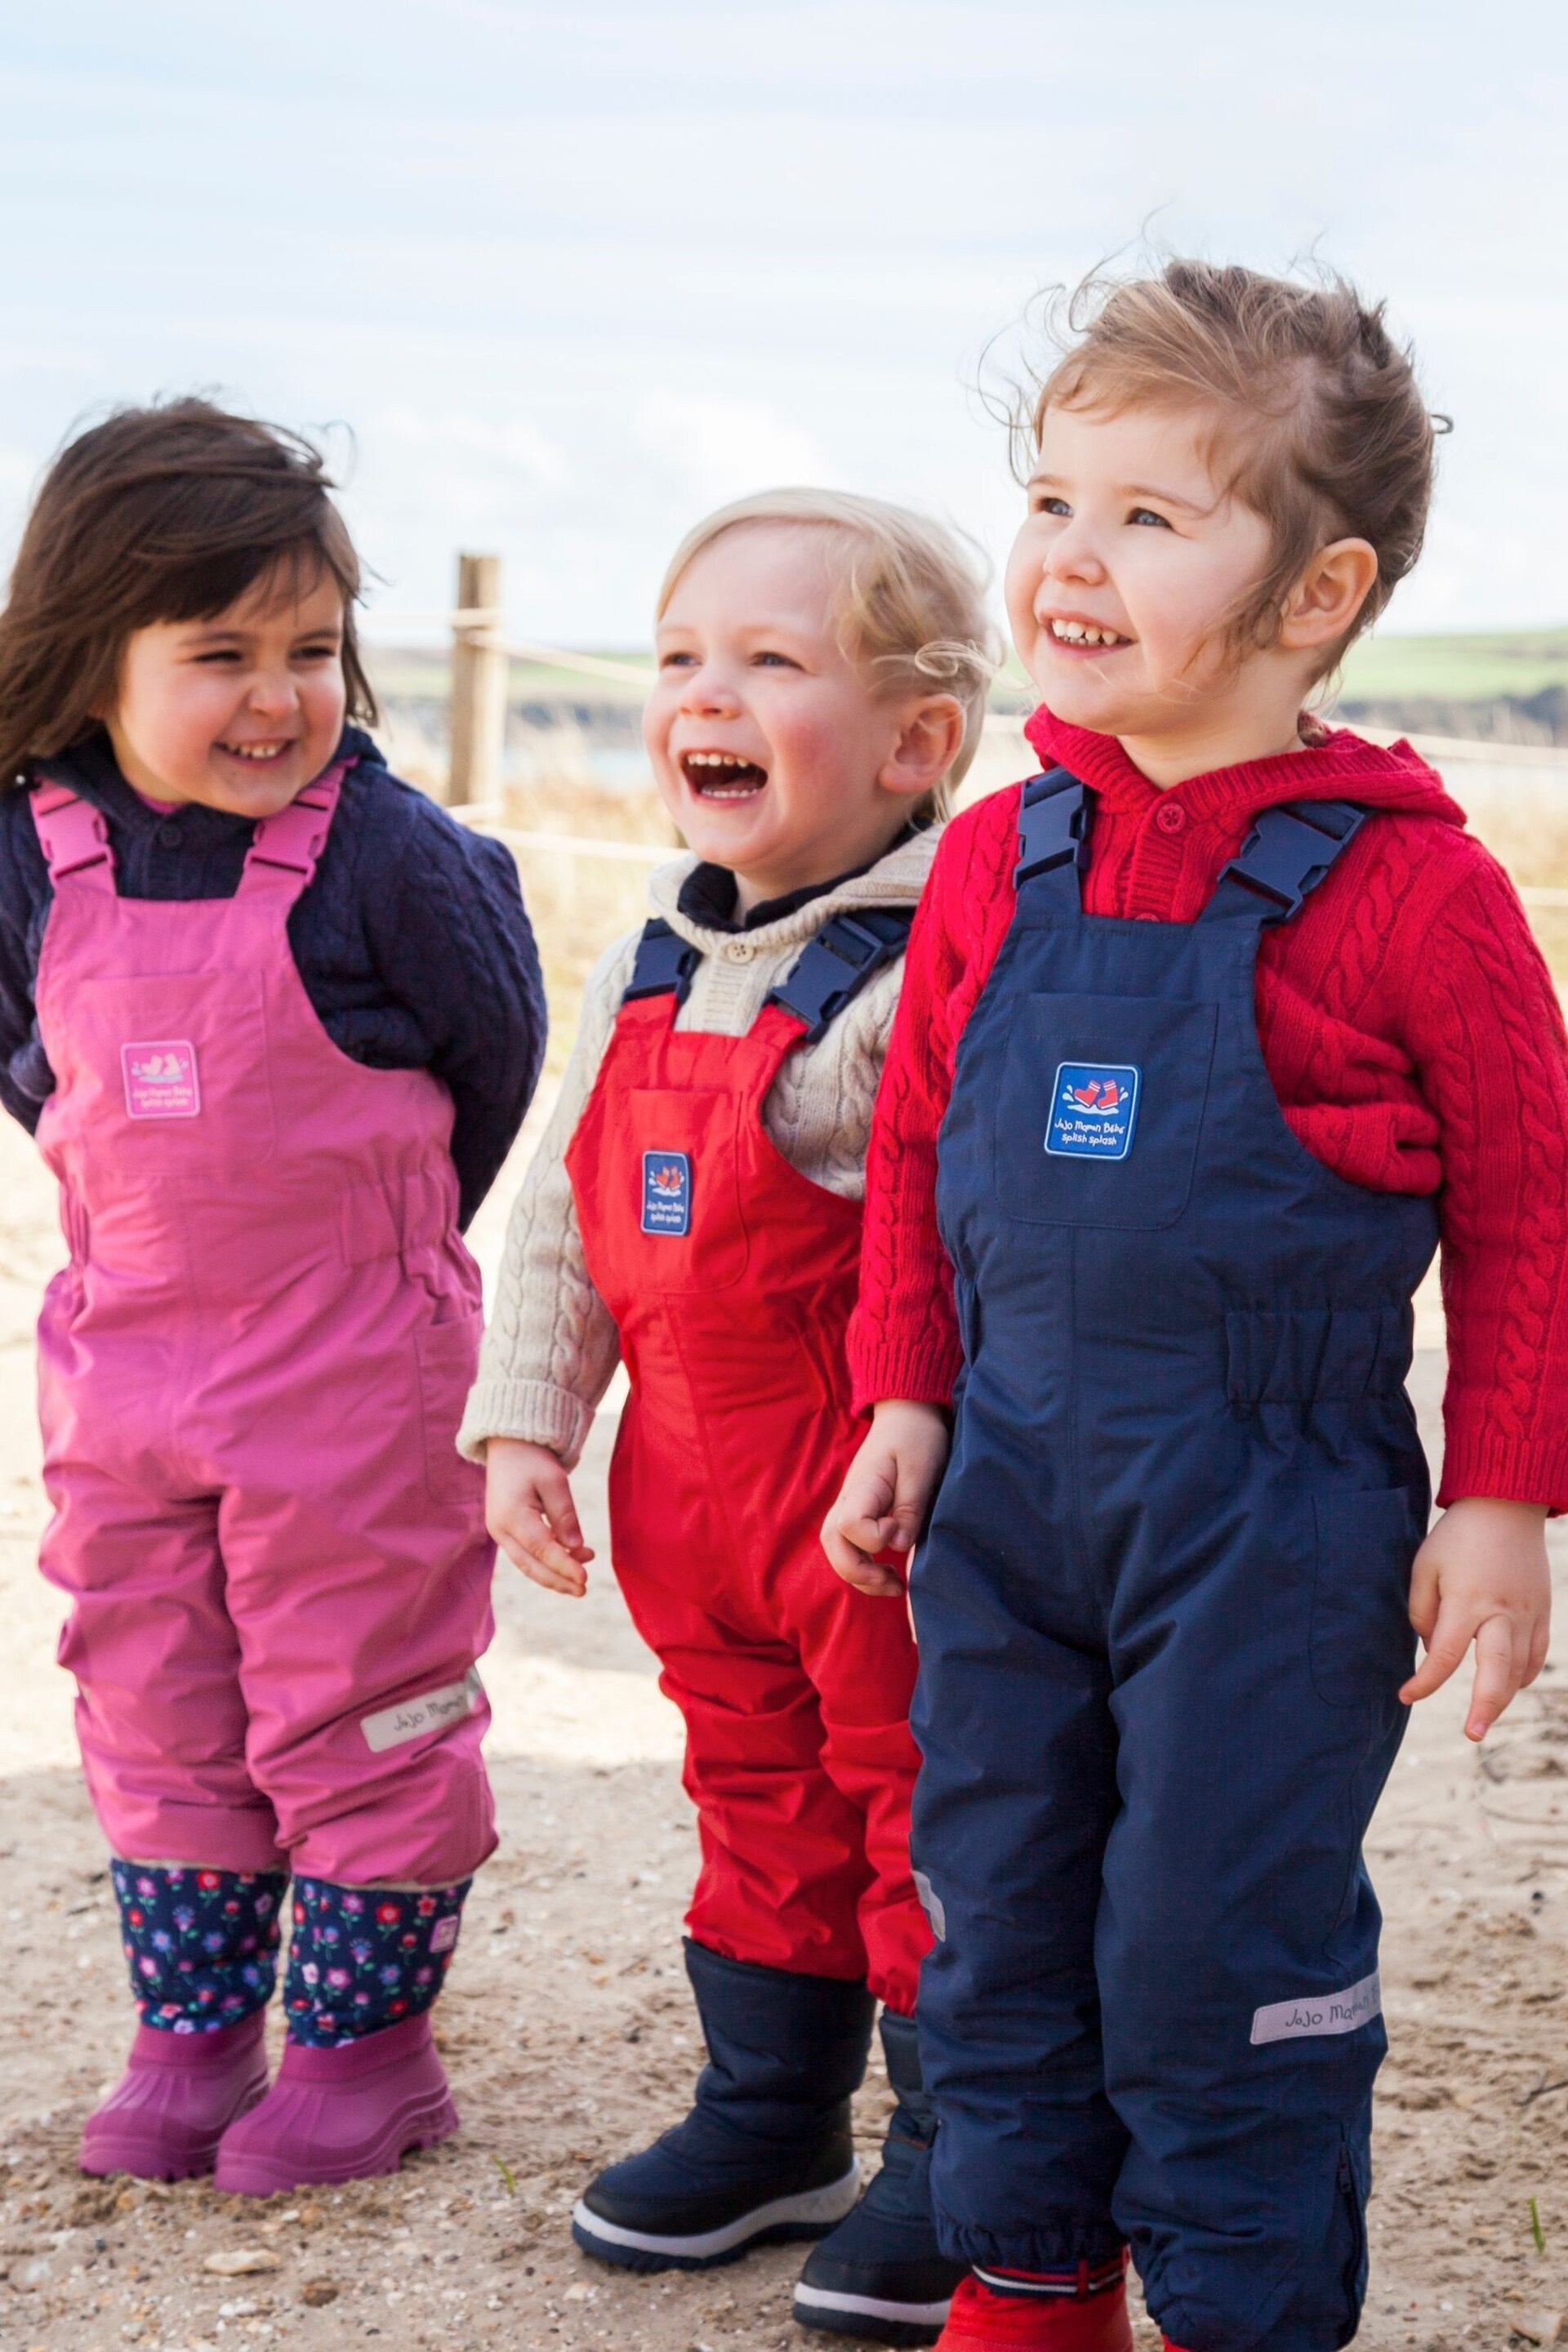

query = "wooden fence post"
[448,552,507,806]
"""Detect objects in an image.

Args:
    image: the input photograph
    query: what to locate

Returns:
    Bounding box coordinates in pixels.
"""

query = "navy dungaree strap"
[622,918,700,1007]
[767,907,914,1043]
[1013,768,1092,888]
[622,906,915,1043]
[1203,798,1367,924]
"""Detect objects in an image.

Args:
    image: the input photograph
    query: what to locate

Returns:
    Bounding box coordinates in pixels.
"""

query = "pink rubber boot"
[213,2011,457,2195]
[79,2011,270,2181]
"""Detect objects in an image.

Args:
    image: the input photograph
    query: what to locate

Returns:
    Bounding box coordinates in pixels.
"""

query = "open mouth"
[216,739,296,765]
[1047,618,1132,651]
[680,751,768,801]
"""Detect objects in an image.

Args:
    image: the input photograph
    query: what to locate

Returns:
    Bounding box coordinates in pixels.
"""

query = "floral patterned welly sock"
[282,1878,471,2047]
[110,1861,287,2032]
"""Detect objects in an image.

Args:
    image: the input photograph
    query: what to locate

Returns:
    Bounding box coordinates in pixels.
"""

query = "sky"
[1,3,1565,646]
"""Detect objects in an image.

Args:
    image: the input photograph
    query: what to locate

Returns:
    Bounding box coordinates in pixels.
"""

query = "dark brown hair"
[0,397,376,786]
[1022,259,1442,676]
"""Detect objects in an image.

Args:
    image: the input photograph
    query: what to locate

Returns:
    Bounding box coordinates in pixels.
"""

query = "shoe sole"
[791,2281,951,2345]
[572,2163,861,2274]
[79,2135,224,2185]
[212,2091,459,2197]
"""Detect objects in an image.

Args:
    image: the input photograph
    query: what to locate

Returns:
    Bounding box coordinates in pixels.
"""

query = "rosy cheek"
[767,709,840,784]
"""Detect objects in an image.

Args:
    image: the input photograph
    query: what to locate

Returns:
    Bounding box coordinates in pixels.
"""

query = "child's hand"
[1401,1496,1552,1740]
[822,1401,951,1597]
[485,1437,596,1597]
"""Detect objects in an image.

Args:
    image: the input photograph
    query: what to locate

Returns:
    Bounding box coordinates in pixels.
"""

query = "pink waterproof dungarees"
[29,770,496,1886]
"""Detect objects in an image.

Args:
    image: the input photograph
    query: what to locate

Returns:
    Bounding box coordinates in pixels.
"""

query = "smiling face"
[101,562,349,817]
[644,521,963,911]
[1006,400,1327,780]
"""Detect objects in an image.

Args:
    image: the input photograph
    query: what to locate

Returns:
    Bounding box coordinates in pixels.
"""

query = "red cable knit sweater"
[848,710,1568,1511]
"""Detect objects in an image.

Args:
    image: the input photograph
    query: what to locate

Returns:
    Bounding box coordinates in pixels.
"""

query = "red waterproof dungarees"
[565,920,929,2013]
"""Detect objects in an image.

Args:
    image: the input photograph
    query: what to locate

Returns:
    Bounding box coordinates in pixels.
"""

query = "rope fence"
[380,555,1568,917]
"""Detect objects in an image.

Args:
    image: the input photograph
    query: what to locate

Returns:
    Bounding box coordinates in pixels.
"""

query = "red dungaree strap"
[29,782,117,891]
[237,766,345,898]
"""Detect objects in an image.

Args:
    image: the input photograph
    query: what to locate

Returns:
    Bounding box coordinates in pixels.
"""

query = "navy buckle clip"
[1218,800,1366,924]
[623,918,700,1006]
[768,909,912,1045]
[1014,770,1091,888]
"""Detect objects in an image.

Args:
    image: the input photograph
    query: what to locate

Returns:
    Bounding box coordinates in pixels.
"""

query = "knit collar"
[651,819,941,959]
[675,819,926,936]
[1022,706,1468,829]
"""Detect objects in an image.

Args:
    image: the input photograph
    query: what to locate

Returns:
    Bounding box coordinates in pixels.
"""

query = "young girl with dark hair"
[826,264,1568,2352]
[0,399,546,2194]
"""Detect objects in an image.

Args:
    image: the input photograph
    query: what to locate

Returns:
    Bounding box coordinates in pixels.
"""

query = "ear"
[1277,537,1379,655]
[877,693,967,800]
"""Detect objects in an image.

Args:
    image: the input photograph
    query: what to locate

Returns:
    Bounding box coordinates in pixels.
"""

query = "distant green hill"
[1339,630,1568,704]
[364,630,1568,746]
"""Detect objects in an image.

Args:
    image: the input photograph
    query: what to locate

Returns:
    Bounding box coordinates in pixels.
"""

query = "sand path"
[1,1107,1564,2352]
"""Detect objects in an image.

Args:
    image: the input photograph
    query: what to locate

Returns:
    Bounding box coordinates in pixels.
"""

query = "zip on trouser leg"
[911,776,1437,2350]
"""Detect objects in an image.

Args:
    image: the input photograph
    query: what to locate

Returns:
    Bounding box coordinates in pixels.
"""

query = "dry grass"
[397,719,1568,1067]
[497,777,679,1064]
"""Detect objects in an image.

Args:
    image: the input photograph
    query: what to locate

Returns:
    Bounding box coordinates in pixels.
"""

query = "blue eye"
[1035,496,1071,518]
[1129,508,1172,529]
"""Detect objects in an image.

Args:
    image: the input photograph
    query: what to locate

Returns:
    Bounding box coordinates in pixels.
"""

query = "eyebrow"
[1029,470,1213,517]
[181,620,342,644]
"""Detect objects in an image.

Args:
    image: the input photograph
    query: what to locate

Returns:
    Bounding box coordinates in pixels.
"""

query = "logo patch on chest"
[1045,1062,1140,1161]
[122,1040,201,1120]
[641,1149,693,1236]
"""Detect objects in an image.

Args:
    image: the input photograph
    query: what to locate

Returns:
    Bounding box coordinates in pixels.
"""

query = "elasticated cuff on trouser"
[283,1878,470,2047]
[111,1861,287,2032]
[972,2256,1129,2301]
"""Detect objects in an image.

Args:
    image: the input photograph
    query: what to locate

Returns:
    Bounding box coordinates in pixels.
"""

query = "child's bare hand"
[485,1437,596,1597]
[1401,1496,1552,1740]
[822,1401,951,1597]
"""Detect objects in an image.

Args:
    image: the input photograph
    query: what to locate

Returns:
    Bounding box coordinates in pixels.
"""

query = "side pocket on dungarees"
[414,1312,486,1504]
[1310,1486,1423,1709]
[1331,2128,1371,2334]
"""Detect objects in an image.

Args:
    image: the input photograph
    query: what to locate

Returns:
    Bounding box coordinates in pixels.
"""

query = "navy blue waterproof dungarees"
[911,773,1439,2352]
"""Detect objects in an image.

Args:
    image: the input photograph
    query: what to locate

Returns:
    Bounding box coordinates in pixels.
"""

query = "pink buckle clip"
[29,785,114,882]
[240,776,342,885]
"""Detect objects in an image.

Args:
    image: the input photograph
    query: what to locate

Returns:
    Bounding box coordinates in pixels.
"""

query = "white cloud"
[633,394,835,507]
[0,3,1564,636]
[366,405,569,488]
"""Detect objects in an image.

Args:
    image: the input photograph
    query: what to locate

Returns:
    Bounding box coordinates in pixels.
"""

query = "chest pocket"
[64,969,276,1176]
[991,991,1217,1232]
[621,1085,751,1295]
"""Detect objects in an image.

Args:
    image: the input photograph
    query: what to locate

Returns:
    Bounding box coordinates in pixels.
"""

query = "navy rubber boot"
[572,1938,874,2272]
[793,2010,966,2344]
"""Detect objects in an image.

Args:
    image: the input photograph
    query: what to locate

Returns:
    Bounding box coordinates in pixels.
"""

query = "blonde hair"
[657,488,998,822]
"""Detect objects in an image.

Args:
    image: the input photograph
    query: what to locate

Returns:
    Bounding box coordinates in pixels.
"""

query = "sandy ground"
[2,1103,1566,2352]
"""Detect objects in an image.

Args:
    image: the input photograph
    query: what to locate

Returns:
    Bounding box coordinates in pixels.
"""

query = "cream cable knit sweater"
[457,823,940,1469]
